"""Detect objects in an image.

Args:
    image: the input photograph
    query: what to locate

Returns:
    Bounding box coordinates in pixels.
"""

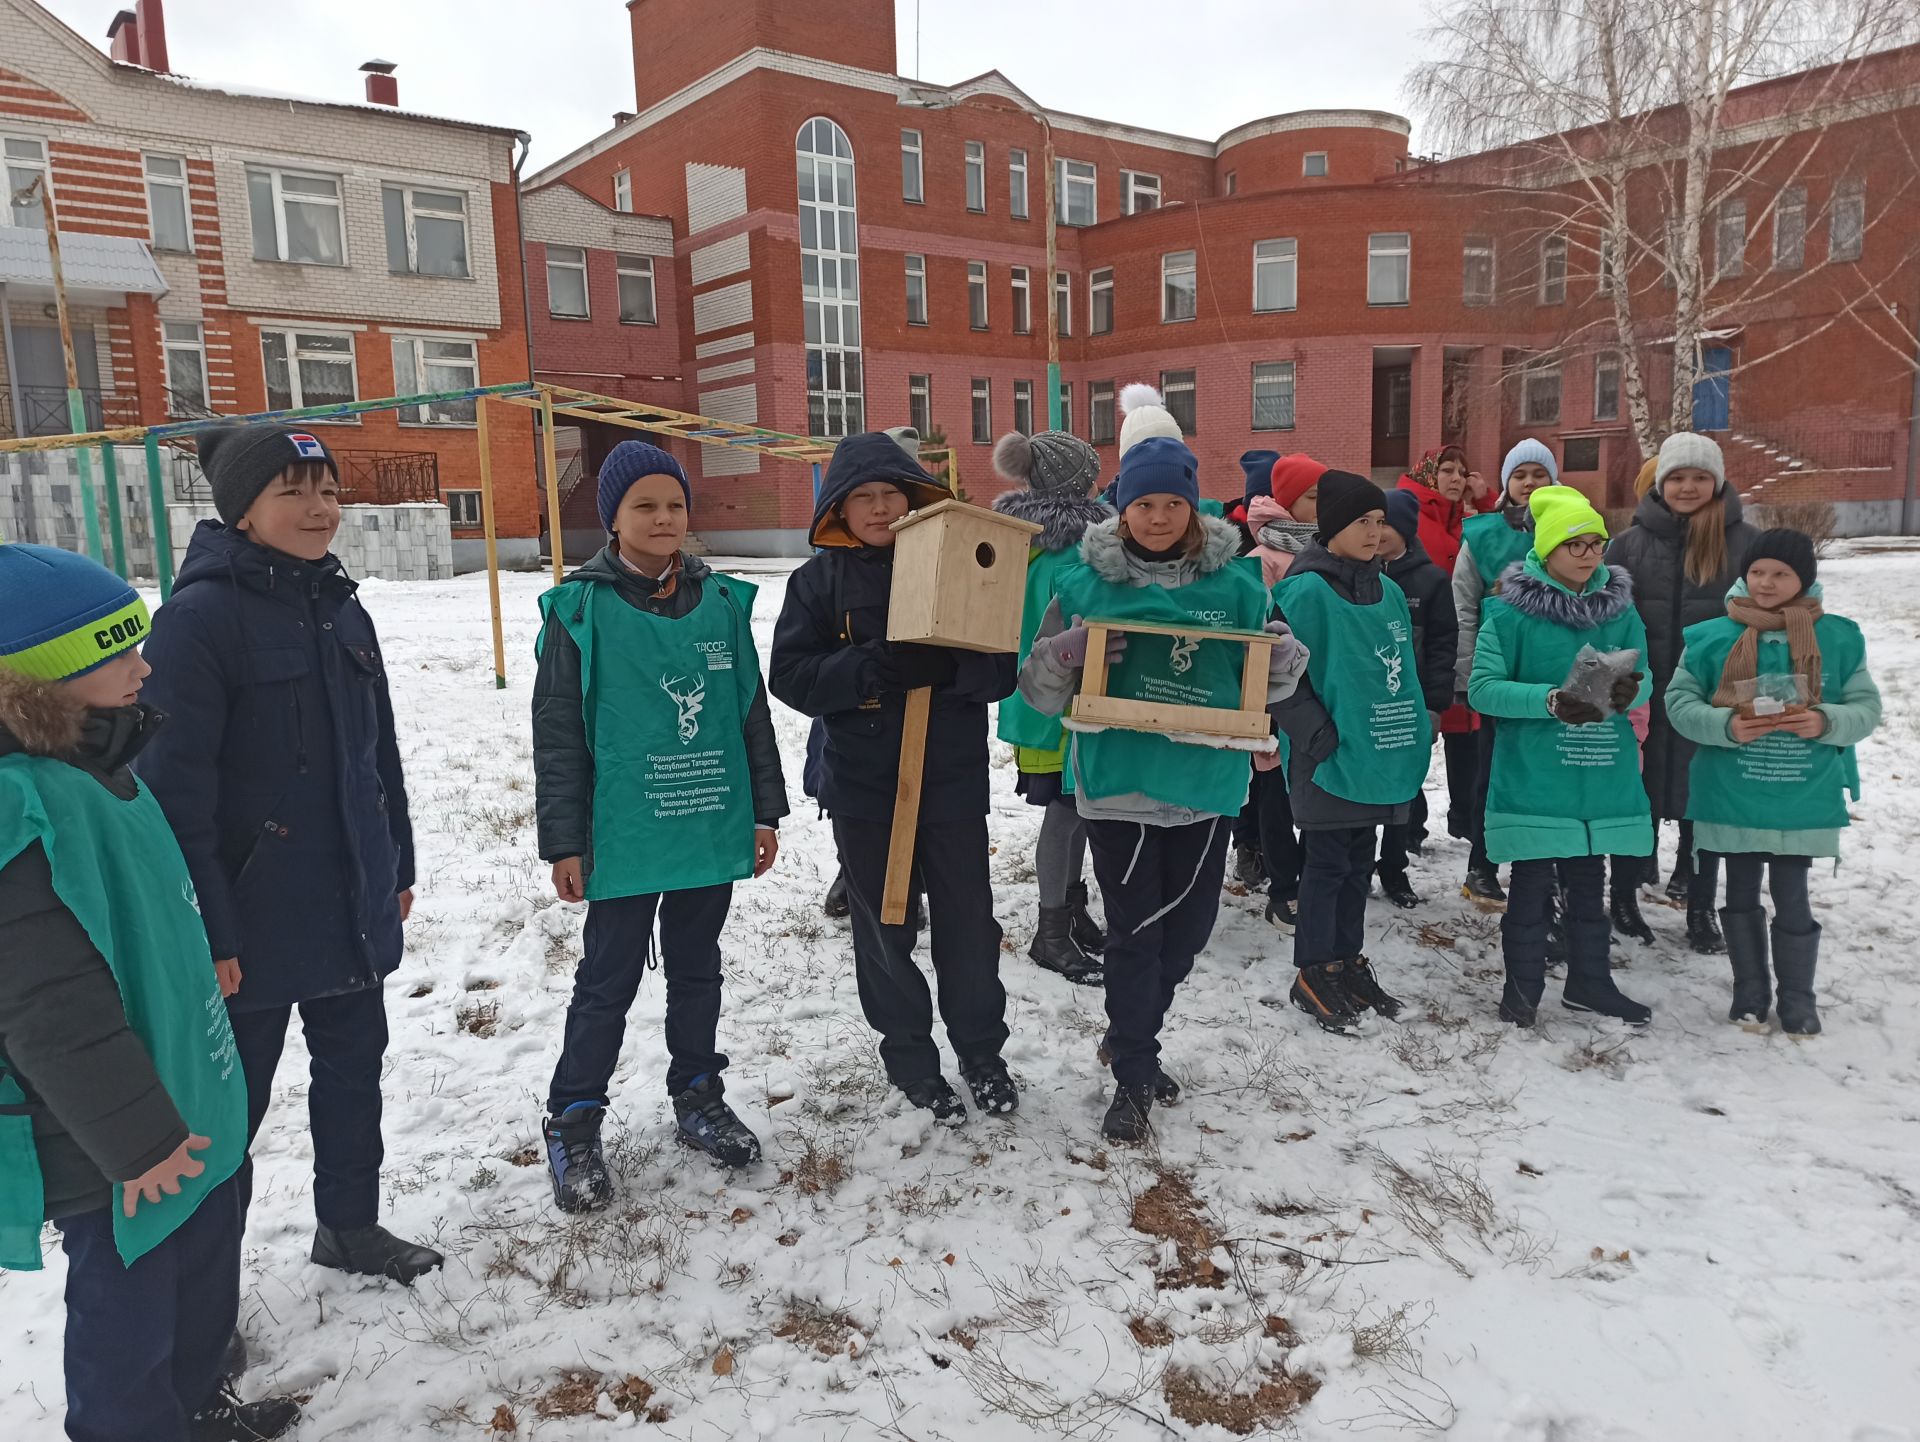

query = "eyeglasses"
[1558,536,1607,557]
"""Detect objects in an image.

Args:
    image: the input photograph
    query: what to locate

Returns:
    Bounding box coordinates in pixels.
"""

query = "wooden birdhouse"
[1069,619,1282,745]
[886,499,1042,654]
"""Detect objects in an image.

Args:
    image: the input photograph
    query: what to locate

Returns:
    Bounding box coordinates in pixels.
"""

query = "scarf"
[1713,592,1825,708]
[1255,516,1318,555]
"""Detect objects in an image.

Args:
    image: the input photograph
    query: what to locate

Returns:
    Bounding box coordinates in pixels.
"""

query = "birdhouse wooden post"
[880,500,1041,925]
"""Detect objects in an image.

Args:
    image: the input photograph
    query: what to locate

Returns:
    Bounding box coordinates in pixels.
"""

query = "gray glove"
[1051,615,1129,670]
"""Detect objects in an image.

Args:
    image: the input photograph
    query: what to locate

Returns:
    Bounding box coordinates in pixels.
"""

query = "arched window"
[796,117,863,437]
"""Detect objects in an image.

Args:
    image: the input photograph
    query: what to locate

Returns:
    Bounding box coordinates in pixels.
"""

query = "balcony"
[172,446,441,505]
[0,385,143,440]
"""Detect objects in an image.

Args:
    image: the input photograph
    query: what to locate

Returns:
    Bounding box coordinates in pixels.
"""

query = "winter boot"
[1544,884,1568,970]
[1340,956,1404,1020]
[1772,921,1823,1037]
[219,1329,250,1385]
[1687,897,1726,954]
[1066,880,1107,955]
[1720,908,1772,1027]
[1560,918,1651,1026]
[190,1387,301,1442]
[1232,843,1267,889]
[1377,870,1420,910]
[1610,885,1655,945]
[1096,1035,1180,1105]
[1290,961,1362,1033]
[311,1222,444,1285]
[543,1101,613,1212]
[1462,862,1507,907]
[1101,1081,1155,1143]
[674,1074,762,1167]
[821,869,850,919]
[902,1075,967,1124]
[1028,906,1103,985]
[1499,916,1549,1027]
[1666,854,1692,905]
[960,1056,1020,1115]
[1265,897,1298,935]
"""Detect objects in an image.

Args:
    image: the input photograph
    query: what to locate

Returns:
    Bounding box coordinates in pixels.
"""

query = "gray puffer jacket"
[1017,514,1307,827]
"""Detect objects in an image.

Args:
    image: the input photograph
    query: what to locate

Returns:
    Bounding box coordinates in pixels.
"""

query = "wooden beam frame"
[1069,620,1281,743]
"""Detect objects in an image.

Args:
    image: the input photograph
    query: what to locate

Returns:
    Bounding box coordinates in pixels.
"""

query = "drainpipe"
[511,129,540,564]
[1906,294,1920,535]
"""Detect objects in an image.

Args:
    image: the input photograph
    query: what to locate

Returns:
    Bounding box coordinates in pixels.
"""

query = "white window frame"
[144,154,192,253]
[965,139,986,213]
[971,376,992,444]
[1538,234,1568,305]
[1010,265,1032,335]
[1715,198,1746,280]
[1593,352,1622,423]
[1161,249,1197,323]
[901,128,924,204]
[612,169,632,212]
[1521,362,1562,426]
[545,243,590,319]
[1367,231,1411,306]
[382,182,470,279]
[1253,237,1297,313]
[1089,267,1114,335]
[905,253,928,326]
[1056,158,1097,226]
[161,321,207,416]
[1058,381,1073,436]
[2,134,50,229]
[445,490,484,527]
[391,334,479,426]
[1123,170,1161,214]
[1773,184,1807,271]
[258,327,359,419]
[968,260,989,330]
[1252,361,1296,431]
[1828,177,1864,263]
[1009,147,1029,220]
[1013,378,1034,436]
[1303,151,1328,178]
[1055,270,1070,337]
[616,253,656,325]
[246,166,346,266]
[799,117,864,439]
[1160,368,1197,436]
[908,373,932,437]
[1462,235,1494,306]
[1090,380,1116,444]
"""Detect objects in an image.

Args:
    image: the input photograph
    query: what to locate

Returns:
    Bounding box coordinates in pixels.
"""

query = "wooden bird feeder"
[1067,620,1281,744]
[880,499,1041,925]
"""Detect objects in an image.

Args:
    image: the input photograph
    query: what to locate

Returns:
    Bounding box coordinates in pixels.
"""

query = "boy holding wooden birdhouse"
[769,433,1019,1124]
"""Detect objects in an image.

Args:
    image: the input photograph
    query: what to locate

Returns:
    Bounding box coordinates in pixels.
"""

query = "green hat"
[0,540,150,681]
[1530,486,1608,560]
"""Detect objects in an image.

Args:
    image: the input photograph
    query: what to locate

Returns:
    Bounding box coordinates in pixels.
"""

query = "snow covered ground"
[5,547,1919,1441]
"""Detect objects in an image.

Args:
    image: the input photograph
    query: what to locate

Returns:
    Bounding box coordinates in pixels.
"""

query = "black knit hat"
[1313,470,1389,545]
[197,424,340,526]
[1743,528,1818,593]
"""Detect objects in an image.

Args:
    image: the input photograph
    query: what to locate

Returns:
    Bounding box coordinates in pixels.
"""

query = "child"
[1665,530,1881,1034]
[0,542,297,1442]
[533,442,788,1208]
[770,433,1017,1123]
[991,429,1112,984]
[136,425,440,1285]
[1374,490,1459,908]
[1468,489,1653,1027]
[1020,437,1302,1140]
[1451,439,1560,905]
[1273,473,1433,1031]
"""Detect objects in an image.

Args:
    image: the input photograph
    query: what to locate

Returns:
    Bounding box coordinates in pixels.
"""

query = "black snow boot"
[1499,916,1549,1027]
[544,1102,614,1212]
[1231,843,1267,890]
[1609,873,1655,945]
[1096,1035,1180,1105]
[1290,961,1362,1033]
[311,1222,444,1284]
[1029,906,1103,985]
[190,1387,301,1442]
[1340,956,1404,1020]
[822,868,850,919]
[674,1074,762,1167]
[1687,897,1726,954]
[1265,897,1298,935]
[1377,870,1420,909]
[1561,918,1651,1026]
[1666,854,1692,905]
[1462,862,1507,907]
[1066,880,1107,955]
[902,1075,967,1124]
[960,1056,1020,1115]
[1772,921,1822,1036]
[1720,908,1772,1027]
[219,1329,249,1385]
[1101,1081,1155,1143]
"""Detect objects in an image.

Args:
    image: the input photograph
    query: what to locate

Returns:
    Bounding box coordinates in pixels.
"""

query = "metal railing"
[171,446,440,505]
[0,385,143,439]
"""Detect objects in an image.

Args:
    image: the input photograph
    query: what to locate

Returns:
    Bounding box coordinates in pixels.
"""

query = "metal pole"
[1905,284,1920,534]
[143,432,173,599]
[0,279,34,541]
[538,386,565,583]
[99,441,126,576]
[476,399,508,689]
[1041,115,1061,432]
[32,178,104,562]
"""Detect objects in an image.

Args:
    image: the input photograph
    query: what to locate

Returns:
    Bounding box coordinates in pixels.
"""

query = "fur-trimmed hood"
[1496,554,1635,629]
[1077,513,1241,587]
[992,487,1113,553]
[0,667,159,787]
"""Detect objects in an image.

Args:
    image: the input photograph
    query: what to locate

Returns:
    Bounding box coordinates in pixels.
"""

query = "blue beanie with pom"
[596,441,690,531]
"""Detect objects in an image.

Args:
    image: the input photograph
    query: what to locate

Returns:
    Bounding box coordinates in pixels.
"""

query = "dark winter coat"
[532,546,789,862]
[1603,489,1761,818]
[0,676,188,1219]
[769,437,1015,824]
[135,522,414,1013]
[1385,538,1459,717]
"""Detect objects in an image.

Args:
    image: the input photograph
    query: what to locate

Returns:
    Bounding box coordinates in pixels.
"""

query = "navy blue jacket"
[135,523,413,1012]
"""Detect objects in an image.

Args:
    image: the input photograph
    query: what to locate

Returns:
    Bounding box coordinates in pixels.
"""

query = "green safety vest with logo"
[1272,570,1434,805]
[998,546,1081,764]
[539,573,762,900]
[1051,559,1270,817]
[1462,511,1533,592]
[0,756,246,1271]
[1679,613,1865,833]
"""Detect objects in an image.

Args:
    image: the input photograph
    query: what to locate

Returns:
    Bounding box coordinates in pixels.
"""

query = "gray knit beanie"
[992,430,1101,496]
[1656,431,1726,494]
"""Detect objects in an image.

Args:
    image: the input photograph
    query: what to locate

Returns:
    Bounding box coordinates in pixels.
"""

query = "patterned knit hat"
[993,430,1101,496]
[0,541,150,681]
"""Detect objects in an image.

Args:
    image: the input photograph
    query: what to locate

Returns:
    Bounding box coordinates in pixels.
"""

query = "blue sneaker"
[543,1101,613,1213]
[672,1075,761,1167]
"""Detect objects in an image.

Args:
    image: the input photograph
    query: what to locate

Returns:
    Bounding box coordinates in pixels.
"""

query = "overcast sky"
[33,0,1437,165]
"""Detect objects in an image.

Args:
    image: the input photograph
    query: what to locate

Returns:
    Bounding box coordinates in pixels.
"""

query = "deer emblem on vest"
[660,674,706,744]
[1167,633,1201,676]
[1374,643,1404,697]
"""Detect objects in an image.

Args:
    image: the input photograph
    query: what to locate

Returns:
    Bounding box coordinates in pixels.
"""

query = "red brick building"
[524,0,1920,551]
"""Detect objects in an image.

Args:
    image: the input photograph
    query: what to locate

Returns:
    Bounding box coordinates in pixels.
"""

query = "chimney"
[135,0,169,73]
[613,110,635,126]
[360,59,399,107]
[107,10,141,66]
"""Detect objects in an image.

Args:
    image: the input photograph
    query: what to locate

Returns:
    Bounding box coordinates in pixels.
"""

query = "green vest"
[538,573,762,899]
[0,756,246,1270]
[1273,570,1433,804]
[998,546,1080,753]
[1462,511,1532,591]
[1479,572,1654,862]
[1052,560,1270,817]
[1680,614,1865,833]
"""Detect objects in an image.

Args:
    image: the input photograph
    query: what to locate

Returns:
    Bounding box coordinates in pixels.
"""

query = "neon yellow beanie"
[1530,486,1608,560]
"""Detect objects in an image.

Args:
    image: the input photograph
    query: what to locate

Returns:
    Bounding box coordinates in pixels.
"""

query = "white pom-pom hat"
[1117,383,1182,458]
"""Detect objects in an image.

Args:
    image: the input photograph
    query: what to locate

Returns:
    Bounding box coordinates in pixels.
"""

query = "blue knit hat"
[1384,488,1421,546]
[1238,449,1281,502]
[1112,435,1200,513]
[596,441,690,531]
[0,542,150,682]
[1500,438,1559,495]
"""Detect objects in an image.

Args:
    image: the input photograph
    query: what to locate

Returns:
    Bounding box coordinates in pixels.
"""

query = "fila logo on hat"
[288,433,327,460]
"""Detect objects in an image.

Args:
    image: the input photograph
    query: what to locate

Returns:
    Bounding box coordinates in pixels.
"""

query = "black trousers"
[54,1175,241,1442]
[227,985,389,1231]
[1294,826,1375,968]
[1254,766,1303,905]
[1468,720,1497,873]
[1719,852,1814,930]
[546,883,734,1114]
[1378,790,1430,882]
[1506,855,1605,958]
[1442,730,1479,843]
[834,814,1008,1087]
[1085,815,1230,1088]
